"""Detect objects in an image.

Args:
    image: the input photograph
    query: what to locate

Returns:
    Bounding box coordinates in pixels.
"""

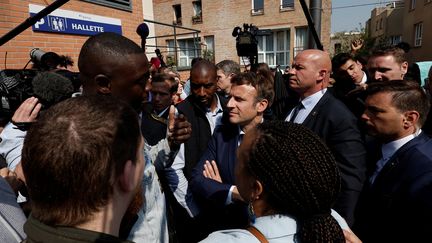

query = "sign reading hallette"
[29,4,122,36]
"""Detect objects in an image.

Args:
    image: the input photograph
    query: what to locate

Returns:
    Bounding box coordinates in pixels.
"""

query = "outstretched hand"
[203,160,222,183]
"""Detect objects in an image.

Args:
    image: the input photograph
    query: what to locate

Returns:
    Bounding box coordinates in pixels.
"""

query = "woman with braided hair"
[200,120,356,243]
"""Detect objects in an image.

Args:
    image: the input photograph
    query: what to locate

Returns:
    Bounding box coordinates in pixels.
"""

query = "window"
[388,35,402,45]
[81,0,132,11]
[280,0,294,10]
[376,20,379,31]
[257,29,290,67]
[173,4,182,25]
[294,27,308,57]
[410,0,416,10]
[414,22,423,47]
[192,1,202,24]
[167,38,200,68]
[252,0,264,15]
[203,36,214,61]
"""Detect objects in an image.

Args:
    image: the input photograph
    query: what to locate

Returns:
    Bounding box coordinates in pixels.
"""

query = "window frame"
[251,0,264,15]
[280,0,294,11]
[81,0,132,12]
[414,22,423,47]
[410,0,417,10]
[257,29,291,68]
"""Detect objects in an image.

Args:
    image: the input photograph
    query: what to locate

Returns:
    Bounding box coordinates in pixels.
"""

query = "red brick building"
[0,0,144,71]
[151,0,331,71]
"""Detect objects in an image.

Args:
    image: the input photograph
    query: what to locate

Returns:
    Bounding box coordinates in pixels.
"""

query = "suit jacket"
[141,103,169,146]
[300,91,367,226]
[177,94,228,180]
[190,124,248,236]
[354,133,432,243]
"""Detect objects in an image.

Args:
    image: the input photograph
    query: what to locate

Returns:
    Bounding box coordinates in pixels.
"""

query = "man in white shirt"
[354,80,432,243]
[285,49,367,226]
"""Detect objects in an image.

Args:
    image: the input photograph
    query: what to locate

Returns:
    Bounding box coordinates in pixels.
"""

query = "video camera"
[0,48,80,122]
[232,24,271,65]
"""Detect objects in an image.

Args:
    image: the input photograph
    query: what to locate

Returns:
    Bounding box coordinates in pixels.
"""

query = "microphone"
[32,71,74,109]
[136,23,149,38]
[136,23,149,50]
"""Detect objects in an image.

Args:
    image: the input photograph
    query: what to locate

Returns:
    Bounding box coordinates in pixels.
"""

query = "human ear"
[251,180,263,200]
[403,110,420,129]
[401,61,409,75]
[256,99,269,113]
[118,160,136,193]
[94,74,112,94]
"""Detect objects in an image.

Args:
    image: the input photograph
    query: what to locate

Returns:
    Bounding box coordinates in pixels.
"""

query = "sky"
[331,0,396,33]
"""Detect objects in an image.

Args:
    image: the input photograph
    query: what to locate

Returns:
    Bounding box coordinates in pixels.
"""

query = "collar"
[381,130,421,159]
[253,214,297,237]
[24,215,133,243]
[205,94,223,115]
[156,106,169,117]
[300,88,327,109]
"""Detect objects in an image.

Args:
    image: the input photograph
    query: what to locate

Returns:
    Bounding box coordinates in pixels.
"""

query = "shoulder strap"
[247,226,269,243]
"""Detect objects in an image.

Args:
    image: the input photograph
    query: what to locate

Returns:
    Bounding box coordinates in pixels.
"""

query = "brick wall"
[0,0,144,71]
[152,0,331,68]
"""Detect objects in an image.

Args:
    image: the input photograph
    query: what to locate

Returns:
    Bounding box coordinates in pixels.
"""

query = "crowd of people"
[0,31,432,243]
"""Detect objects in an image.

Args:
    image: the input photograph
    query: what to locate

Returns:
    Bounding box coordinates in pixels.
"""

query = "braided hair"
[247,120,344,242]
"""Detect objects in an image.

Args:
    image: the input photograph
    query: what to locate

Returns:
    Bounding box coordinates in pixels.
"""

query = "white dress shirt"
[167,94,224,217]
[285,88,327,124]
[369,131,420,184]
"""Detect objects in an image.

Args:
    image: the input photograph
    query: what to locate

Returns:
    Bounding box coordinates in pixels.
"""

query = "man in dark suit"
[141,73,178,146]
[354,80,432,243]
[190,72,274,236]
[285,49,367,226]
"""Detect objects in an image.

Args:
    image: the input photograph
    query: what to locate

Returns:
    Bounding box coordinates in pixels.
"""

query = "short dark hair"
[332,52,356,73]
[366,80,430,126]
[21,95,140,226]
[152,73,178,94]
[369,46,407,65]
[190,59,217,82]
[78,32,144,84]
[247,121,344,242]
[216,60,241,76]
[231,72,275,106]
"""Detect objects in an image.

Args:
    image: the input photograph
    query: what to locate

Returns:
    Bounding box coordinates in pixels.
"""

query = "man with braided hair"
[285,49,367,226]
[201,120,351,242]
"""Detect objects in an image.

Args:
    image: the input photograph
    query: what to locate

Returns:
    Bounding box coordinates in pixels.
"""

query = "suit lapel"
[302,90,330,126]
[373,133,428,186]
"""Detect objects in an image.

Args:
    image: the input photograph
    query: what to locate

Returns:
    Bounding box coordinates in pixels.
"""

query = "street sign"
[29,4,122,36]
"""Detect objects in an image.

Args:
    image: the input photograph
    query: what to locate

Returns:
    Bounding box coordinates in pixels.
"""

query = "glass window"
[253,0,264,10]
[173,4,182,25]
[257,29,290,67]
[81,0,132,11]
[294,27,308,57]
[410,0,416,9]
[281,0,294,9]
[414,22,423,47]
[252,0,264,14]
